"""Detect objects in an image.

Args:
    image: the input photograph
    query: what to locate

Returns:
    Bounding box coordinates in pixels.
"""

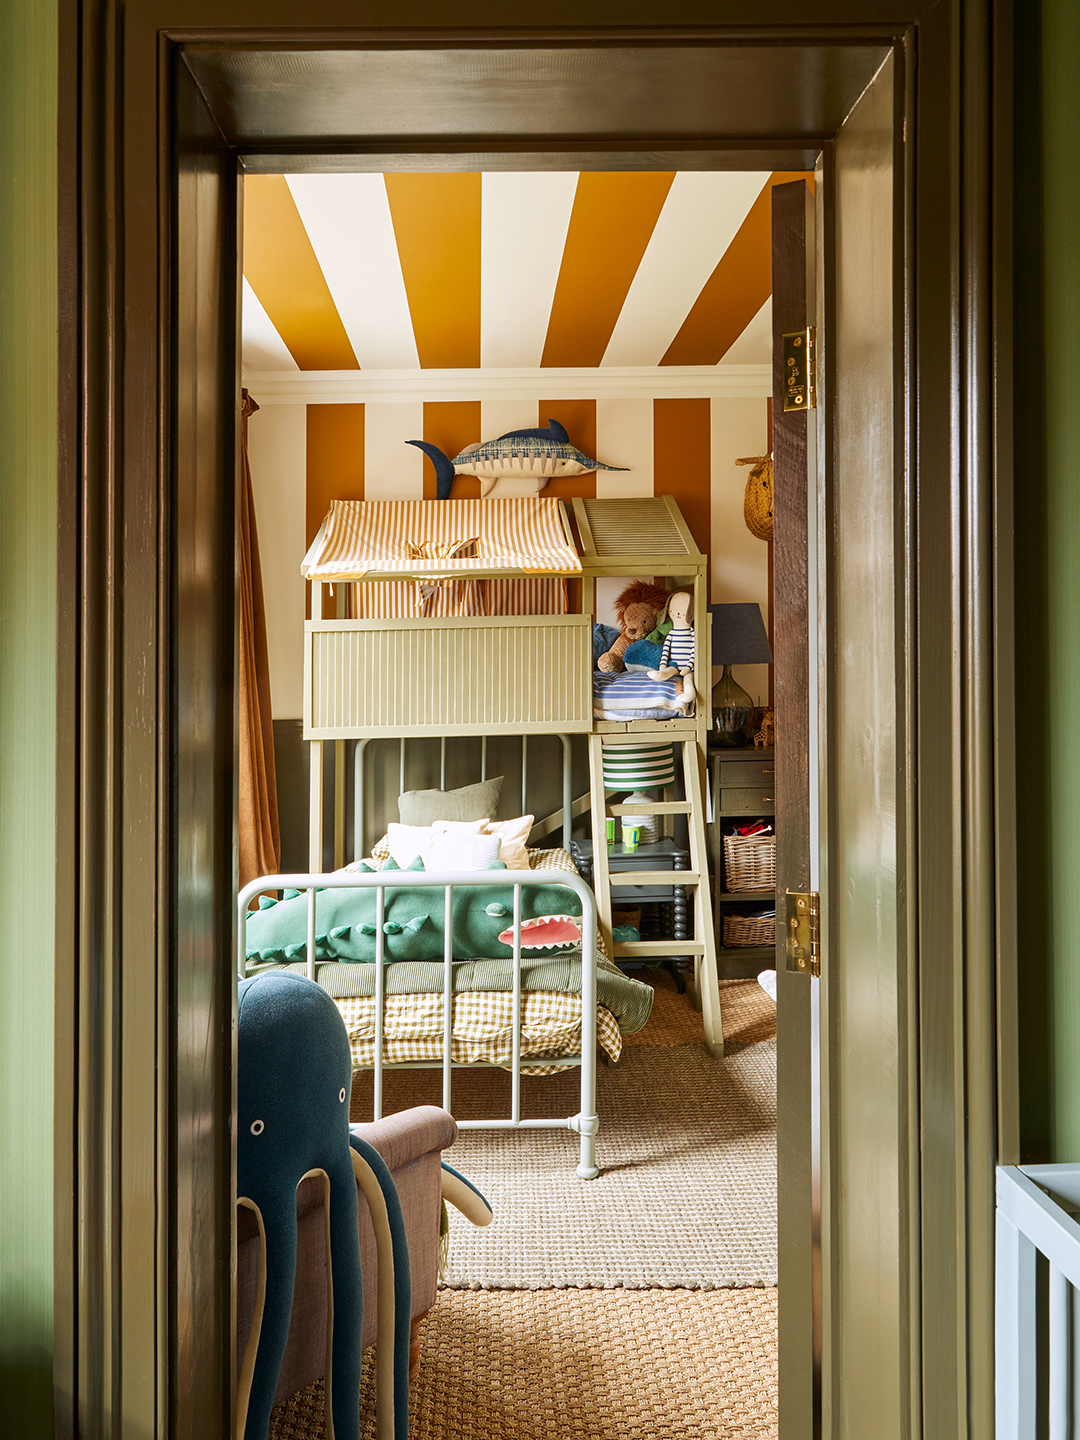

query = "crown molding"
[240,364,772,405]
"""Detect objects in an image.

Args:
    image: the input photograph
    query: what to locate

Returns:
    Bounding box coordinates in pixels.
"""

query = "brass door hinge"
[785,891,820,977]
[782,327,817,412]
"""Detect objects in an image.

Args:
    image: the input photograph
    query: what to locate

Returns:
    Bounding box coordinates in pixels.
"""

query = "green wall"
[0,0,57,1428]
[1015,0,1080,1161]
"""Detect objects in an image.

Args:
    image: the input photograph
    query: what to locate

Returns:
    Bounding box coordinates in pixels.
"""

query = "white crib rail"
[997,1164,1080,1436]
[237,868,600,1179]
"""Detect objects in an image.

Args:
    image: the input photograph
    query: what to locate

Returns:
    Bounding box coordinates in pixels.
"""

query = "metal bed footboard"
[237,868,601,1179]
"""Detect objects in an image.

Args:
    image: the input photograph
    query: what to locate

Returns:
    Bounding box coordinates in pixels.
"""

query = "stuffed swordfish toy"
[407,418,626,499]
[236,971,492,1440]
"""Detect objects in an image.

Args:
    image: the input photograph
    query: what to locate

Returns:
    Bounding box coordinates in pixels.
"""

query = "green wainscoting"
[1014,0,1080,1162]
[0,0,57,1428]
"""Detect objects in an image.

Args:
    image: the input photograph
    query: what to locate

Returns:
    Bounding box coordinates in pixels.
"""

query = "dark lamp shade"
[708,603,773,667]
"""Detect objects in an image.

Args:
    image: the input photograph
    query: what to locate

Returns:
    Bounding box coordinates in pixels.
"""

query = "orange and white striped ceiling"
[242,170,811,373]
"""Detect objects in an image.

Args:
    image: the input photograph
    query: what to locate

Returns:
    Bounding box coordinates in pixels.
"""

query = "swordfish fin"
[405,439,455,500]
[495,418,571,445]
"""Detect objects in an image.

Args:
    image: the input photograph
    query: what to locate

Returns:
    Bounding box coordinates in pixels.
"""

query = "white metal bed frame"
[237,868,602,1179]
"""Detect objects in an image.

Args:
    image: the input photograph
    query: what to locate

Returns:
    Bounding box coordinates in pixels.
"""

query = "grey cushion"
[398,775,503,826]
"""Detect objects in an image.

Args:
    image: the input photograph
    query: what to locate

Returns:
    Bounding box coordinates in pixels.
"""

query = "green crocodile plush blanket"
[244,860,585,966]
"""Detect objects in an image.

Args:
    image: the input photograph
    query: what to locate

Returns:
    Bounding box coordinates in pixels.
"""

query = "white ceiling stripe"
[720,295,773,366]
[480,172,578,369]
[364,402,425,501]
[285,174,420,371]
[600,172,770,368]
[241,277,299,372]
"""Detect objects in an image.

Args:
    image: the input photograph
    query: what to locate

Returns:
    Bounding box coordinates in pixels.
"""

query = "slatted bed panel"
[304,614,593,738]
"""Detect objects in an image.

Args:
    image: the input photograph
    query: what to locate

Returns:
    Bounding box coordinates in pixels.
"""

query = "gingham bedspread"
[336,990,623,1074]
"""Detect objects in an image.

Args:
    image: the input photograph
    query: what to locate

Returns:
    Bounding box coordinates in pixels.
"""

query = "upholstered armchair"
[236,1103,459,1408]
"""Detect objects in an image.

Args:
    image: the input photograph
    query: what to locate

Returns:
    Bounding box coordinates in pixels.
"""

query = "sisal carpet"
[273,979,778,1437]
[350,974,777,1289]
[270,1287,779,1440]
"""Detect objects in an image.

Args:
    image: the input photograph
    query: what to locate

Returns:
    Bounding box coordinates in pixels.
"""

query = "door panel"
[772,177,818,1440]
[173,57,239,1440]
[819,52,910,1440]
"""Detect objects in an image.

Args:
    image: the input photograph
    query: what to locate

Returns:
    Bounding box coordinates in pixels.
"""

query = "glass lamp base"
[712,706,757,747]
[711,665,757,747]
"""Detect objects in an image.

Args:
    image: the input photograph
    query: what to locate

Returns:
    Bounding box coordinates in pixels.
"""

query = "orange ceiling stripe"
[542,173,676,369]
[385,175,481,369]
[660,172,815,367]
[242,176,358,371]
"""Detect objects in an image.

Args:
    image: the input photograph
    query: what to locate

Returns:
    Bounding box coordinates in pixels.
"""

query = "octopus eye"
[339,1087,347,1104]
[250,1119,264,1136]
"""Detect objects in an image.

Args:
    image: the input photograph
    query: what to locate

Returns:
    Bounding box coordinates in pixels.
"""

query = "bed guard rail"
[997,1164,1080,1436]
[238,869,601,1179]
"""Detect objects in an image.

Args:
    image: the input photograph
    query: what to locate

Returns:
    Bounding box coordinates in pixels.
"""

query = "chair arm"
[349,1104,457,1174]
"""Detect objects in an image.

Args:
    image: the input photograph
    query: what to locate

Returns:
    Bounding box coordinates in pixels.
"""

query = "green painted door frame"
[49,3,1016,1437]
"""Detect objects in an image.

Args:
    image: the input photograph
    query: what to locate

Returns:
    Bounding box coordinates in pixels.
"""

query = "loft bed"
[300,494,711,751]
[241,492,721,1179]
[299,493,721,1050]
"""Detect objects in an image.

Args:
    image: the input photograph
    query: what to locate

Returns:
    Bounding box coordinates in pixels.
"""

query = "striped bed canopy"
[301,498,582,581]
[302,497,582,619]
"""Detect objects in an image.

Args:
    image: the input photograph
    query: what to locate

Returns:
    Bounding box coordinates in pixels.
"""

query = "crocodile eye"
[250,1119,264,1136]
[339,1088,346,1103]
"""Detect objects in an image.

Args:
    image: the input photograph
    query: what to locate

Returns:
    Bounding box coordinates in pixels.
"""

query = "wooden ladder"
[587,731,724,1057]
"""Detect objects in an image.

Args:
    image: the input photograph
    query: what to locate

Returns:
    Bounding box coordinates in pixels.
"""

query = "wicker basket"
[722,912,777,948]
[736,454,774,541]
[723,831,776,891]
[611,907,642,930]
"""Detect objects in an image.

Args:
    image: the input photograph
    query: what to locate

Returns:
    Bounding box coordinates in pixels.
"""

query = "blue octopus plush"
[235,971,412,1440]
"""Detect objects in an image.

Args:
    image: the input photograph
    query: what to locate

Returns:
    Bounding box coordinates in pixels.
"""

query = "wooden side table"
[709,745,776,979]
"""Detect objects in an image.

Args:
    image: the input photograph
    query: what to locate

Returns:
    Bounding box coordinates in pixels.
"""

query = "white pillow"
[386,819,487,868]
[428,830,503,871]
[480,814,534,869]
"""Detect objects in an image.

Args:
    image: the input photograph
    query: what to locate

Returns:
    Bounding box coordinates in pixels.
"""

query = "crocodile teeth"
[498,914,581,951]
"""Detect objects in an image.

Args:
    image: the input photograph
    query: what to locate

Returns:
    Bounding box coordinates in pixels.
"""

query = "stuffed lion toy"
[596,581,671,673]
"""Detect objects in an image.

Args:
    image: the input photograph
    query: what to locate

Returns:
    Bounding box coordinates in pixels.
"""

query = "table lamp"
[708,603,773,747]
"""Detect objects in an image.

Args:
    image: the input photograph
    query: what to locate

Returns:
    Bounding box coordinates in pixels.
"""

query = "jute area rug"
[349,975,777,1290]
[273,978,779,1439]
[271,1287,779,1440]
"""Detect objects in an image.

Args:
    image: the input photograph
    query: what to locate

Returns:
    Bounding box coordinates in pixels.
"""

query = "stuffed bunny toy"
[647,590,696,713]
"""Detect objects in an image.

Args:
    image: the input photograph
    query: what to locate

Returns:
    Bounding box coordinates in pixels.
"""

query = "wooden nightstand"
[709,745,776,979]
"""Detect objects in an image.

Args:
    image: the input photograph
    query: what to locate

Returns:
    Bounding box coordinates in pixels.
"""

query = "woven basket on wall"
[735,454,774,541]
[723,831,776,891]
[722,912,777,948]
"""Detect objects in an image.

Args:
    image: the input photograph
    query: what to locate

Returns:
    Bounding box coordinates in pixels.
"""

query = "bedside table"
[569,837,692,988]
[709,745,776,979]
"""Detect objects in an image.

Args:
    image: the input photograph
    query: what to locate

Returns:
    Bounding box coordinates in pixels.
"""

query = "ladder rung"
[609,870,699,887]
[594,725,696,742]
[614,940,706,957]
[608,802,691,815]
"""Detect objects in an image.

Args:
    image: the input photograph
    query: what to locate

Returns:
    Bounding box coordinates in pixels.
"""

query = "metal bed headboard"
[350,732,574,863]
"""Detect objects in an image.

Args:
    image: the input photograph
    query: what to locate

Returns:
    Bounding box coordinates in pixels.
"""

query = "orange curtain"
[239,391,281,889]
